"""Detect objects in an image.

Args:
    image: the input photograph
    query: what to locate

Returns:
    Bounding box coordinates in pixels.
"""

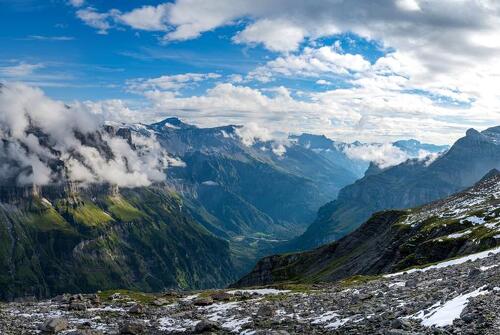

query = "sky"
[1,0,500,144]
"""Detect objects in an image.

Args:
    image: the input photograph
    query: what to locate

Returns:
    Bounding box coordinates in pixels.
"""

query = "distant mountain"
[393,139,449,156]
[234,169,500,287]
[289,133,369,178]
[291,134,449,178]
[288,126,500,251]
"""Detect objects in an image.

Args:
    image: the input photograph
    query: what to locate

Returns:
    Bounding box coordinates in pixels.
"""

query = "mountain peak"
[364,162,384,176]
[478,168,500,183]
[290,133,335,149]
[150,117,196,131]
[466,128,481,137]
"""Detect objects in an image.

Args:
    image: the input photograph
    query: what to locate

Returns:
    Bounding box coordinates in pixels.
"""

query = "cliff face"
[234,172,500,287]
[0,184,236,300]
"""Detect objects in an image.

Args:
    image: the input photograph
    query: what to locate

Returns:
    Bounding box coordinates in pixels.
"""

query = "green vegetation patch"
[419,216,463,234]
[106,196,144,222]
[28,207,73,232]
[68,202,113,227]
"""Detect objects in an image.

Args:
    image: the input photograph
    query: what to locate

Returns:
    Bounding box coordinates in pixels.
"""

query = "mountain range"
[0,84,460,299]
[126,117,446,273]
[286,126,500,251]
[235,168,500,287]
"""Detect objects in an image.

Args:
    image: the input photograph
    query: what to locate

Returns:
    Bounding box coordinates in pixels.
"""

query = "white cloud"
[76,7,114,34]
[118,4,170,31]
[395,0,421,11]
[343,143,409,169]
[248,45,371,82]
[234,122,275,146]
[316,79,331,85]
[233,19,306,52]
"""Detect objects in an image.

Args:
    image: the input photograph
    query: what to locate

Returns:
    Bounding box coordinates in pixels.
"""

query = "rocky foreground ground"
[0,248,499,335]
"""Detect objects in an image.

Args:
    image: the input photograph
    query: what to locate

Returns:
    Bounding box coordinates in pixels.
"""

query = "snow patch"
[447,229,472,239]
[325,317,351,329]
[226,289,290,295]
[310,311,339,324]
[461,216,485,225]
[221,316,251,332]
[412,287,488,327]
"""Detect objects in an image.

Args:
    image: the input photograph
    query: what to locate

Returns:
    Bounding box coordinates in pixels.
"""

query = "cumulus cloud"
[248,45,371,82]
[76,7,114,34]
[0,83,168,187]
[233,19,306,52]
[118,4,170,31]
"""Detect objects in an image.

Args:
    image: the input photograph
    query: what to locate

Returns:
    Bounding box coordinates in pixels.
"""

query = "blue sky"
[1,0,499,144]
[0,1,386,100]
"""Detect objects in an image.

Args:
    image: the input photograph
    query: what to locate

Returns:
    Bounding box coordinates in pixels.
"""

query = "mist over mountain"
[0,84,169,188]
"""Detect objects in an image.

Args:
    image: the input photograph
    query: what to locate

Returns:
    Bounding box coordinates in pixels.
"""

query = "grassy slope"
[0,187,237,300]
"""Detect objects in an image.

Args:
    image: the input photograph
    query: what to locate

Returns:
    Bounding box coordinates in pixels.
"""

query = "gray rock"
[153,298,169,306]
[68,302,87,311]
[257,305,275,317]
[405,279,418,288]
[119,321,145,334]
[211,291,231,301]
[468,268,481,278]
[39,318,68,333]
[194,320,220,333]
[193,297,214,306]
[128,303,143,314]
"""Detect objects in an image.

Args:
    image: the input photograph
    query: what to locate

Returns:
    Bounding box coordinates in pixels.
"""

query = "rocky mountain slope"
[290,126,500,250]
[0,183,236,301]
[0,245,498,334]
[235,170,500,287]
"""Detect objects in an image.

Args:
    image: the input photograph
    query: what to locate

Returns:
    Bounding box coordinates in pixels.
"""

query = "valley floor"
[0,248,499,335]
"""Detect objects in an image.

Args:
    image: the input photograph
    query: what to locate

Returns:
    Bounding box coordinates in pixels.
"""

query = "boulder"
[39,318,68,333]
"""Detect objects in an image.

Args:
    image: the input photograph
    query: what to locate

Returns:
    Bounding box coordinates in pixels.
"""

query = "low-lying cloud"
[0,83,168,187]
[343,143,438,169]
